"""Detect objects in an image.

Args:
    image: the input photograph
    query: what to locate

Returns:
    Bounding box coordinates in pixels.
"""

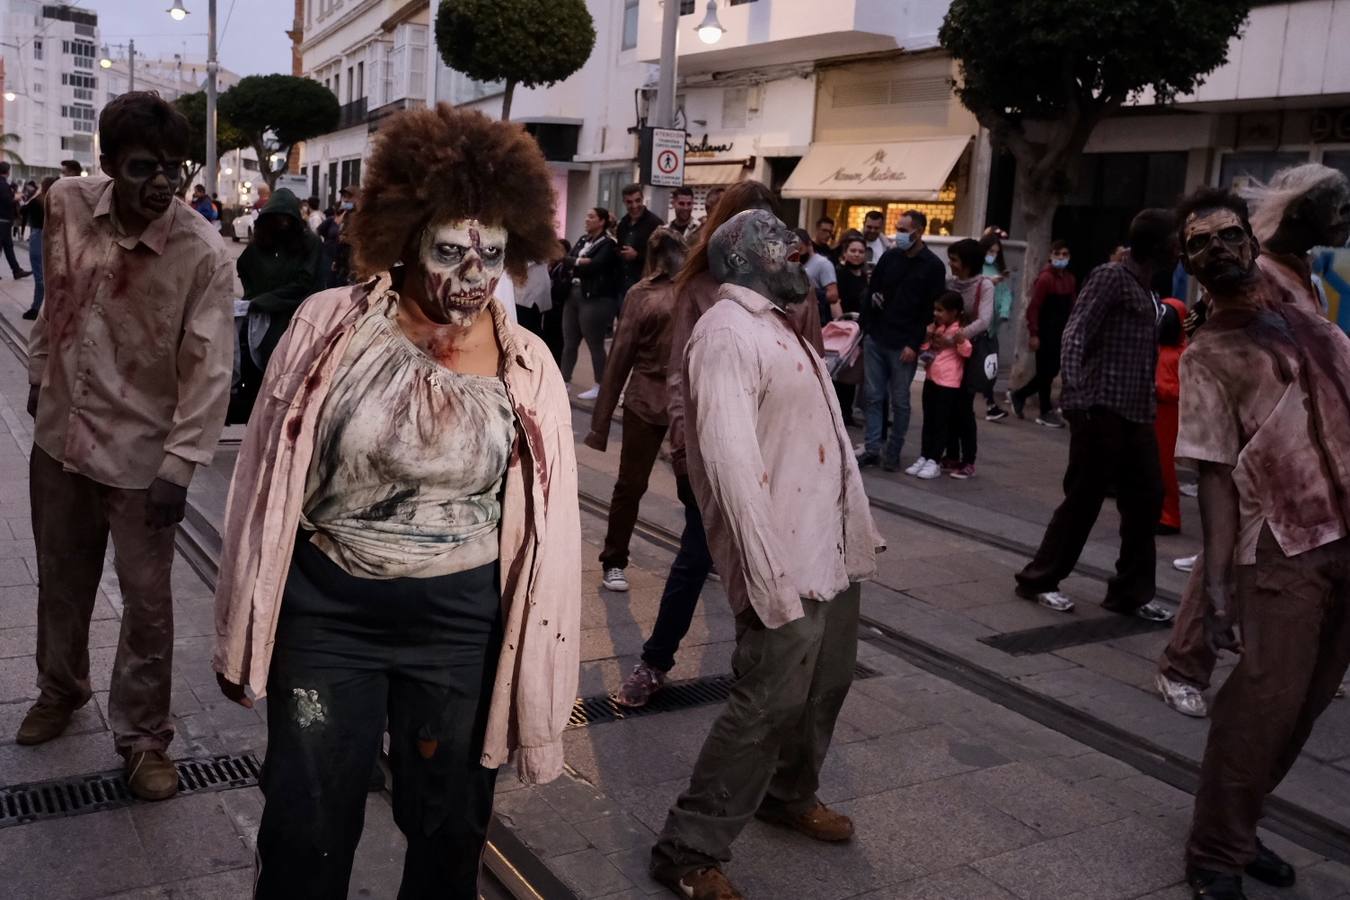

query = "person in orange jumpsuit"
[1154,298,1187,536]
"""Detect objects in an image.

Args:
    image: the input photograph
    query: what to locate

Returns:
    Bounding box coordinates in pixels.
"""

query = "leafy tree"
[0,132,24,166]
[173,91,250,193]
[939,0,1251,370]
[218,74,339,190]
[435,0,596,120]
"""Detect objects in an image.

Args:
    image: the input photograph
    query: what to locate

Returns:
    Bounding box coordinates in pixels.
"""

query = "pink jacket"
[212,276,581,783]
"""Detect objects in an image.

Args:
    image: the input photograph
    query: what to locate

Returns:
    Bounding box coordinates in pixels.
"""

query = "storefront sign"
[819,148,909,188]
[1310,108,1350,144]
[782,137,969,201]
[686,134,735,158]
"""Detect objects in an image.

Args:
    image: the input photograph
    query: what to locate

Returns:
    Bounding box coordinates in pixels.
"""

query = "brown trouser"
[1187,528,1350,874]
[1159,557,1218,690]
[599,415,668,571]
[31,447,177,755]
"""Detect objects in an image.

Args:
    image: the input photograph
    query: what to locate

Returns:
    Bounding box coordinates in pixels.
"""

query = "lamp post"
[99,39,135,92]
[169,0,218,198]
[650,0,722,222]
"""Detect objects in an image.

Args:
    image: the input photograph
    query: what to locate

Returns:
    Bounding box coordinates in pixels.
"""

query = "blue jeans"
[863,336,917,463]
[28,228,44,312]
[641,475,713,672]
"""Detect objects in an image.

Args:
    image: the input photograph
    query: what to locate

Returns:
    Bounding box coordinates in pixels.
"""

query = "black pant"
[256,535,503,900]
[0,220,23,276]
[921,380,964,460]
[1015,407,1162,611]
[641,475,713,672]
[1014,301,1070,413]
[601,416,668,570]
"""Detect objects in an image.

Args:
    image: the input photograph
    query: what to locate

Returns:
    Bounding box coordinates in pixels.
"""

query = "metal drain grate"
[979,615,1168,656]
[0,753,261,828]
[569,661,881,728]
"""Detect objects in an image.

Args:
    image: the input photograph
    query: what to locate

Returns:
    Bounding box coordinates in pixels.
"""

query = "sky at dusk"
[79,0,294,77]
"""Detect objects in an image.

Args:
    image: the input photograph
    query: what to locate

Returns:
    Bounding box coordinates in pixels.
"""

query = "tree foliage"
[435,0,596,119]
[173,91,249,190]
[939,0,1251,380]
[0,132,23,166]
[218,74,339,189]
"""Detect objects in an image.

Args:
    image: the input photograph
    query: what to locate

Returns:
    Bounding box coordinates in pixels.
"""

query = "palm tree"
[0,133,25,166]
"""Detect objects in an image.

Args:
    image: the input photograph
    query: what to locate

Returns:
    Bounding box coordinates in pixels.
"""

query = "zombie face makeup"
[1182,208,1257,295]
[709,209,810,309]
[417,218,507,327]
[106,145,184,225]
[1302,181,1350,249]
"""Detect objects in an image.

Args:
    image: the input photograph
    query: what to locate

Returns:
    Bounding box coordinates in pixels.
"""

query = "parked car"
[232,210,257,243]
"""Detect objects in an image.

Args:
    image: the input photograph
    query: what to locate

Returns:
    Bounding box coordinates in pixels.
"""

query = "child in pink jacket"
[907,291,972,480]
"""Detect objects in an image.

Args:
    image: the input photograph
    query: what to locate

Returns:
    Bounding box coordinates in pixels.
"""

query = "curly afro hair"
[348,103,559,281]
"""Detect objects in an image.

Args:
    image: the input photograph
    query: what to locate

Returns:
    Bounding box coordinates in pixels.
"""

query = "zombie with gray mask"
[649,210,883,900]
[1174,186,1350,900]
[18,93,235,802]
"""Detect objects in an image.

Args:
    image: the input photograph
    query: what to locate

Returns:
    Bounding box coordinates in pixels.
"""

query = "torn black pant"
[255,533,503,900]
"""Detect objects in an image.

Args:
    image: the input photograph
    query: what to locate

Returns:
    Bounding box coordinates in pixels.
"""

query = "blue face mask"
[1051,257,1070,269]
[894,231,915,251]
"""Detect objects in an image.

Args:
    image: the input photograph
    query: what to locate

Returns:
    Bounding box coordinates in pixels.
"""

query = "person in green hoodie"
[229,188,325,423]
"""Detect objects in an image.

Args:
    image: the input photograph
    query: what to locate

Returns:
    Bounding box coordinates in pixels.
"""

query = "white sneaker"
[1173,555,1197,573]
[601,567,629,592]
[1034,591,1075,612]
[1134,600,1175,623]
[915,460,941,480]
[904,457,929,476]
[577,385,600,401]
[1179,483,1199,498]
[1155,672,1208,718]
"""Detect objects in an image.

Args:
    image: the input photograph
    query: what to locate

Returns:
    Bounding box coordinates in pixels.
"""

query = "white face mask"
[418,218,508,327]
[984,254,997,265]
[1051,257,1070,269]
[894,231,915,251]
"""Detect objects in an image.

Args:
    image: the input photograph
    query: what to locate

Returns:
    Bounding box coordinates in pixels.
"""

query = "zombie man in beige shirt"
[16,93,235,801]
[1175,188,1350,900]
[649,210,882,900]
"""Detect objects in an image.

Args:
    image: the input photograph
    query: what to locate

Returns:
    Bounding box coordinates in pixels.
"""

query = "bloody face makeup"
[108,146,184,225]
[713,210,810,308]
[417,218,507,328]
[1182,208,1256,295]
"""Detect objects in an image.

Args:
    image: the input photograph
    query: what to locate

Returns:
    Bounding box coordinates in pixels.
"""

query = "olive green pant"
[650,584,860,881]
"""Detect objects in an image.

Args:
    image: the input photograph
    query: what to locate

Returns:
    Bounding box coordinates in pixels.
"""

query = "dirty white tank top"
[302,307,515,579]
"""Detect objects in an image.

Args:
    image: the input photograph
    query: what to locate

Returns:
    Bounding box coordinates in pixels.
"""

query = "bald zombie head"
[707,209,810,309]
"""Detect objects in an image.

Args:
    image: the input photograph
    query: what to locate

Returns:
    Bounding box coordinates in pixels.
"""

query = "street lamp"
[170,0,219,200]
[2,90,15,102]
[695,0,725,45]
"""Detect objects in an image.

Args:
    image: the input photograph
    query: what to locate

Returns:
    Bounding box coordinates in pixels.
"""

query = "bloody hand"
[146,478,188,530]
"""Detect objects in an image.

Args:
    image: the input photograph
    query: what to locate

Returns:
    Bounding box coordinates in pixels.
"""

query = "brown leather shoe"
[15,701,75,745]
[665,867,744,900]
[756,801,855,842]
[126,750,179,801]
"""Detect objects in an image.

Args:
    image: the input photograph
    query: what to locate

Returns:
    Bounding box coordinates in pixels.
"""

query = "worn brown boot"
[664,867,744,900]
[15,701,76,745]
[126,750,179,801]
[756,801,855,842]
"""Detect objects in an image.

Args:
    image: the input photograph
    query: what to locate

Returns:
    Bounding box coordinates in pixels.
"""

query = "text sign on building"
[640,127,686,188]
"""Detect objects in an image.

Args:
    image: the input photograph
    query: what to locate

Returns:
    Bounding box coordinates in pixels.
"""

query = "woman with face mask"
[212,106,580,899]
[941,238,996,478]
[1010,240,1078,428]
[978,233,1013,420]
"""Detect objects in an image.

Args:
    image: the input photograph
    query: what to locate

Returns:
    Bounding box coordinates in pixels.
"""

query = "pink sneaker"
[949,464,976,480]
[614,663,666,708]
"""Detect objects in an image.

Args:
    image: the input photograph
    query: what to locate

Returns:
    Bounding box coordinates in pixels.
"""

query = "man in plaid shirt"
[1014,209,1178,623]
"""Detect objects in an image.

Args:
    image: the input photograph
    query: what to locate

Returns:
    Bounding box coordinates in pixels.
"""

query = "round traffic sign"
[657,149,680,174]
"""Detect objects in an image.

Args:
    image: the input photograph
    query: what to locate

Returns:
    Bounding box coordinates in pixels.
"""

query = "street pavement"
[1,248,1350,898]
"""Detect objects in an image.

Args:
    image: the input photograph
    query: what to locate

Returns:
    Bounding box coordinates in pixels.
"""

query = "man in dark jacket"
[616,183,662,299]
[857,210,946,470]
[0,162,32,279]
[228,188,325,423]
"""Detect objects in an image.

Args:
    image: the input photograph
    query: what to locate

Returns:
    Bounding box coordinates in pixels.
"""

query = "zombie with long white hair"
[1245,162,1350,314]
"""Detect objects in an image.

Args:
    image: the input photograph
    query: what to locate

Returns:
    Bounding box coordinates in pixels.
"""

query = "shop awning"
[684,161,750,186]
[781,137,970,201]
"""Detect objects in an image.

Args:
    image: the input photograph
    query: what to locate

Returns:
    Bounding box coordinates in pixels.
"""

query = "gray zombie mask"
[707,209,810,309]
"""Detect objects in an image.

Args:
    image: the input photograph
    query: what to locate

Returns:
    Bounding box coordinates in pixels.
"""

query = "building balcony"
[635,0,944,75]
[336,97,368,130]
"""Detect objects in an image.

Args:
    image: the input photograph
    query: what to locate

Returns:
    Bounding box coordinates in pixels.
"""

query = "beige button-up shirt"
[683,283,883,628]
[28,176,234,488]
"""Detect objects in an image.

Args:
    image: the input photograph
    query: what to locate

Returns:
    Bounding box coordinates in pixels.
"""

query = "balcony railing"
[337,97,368,130]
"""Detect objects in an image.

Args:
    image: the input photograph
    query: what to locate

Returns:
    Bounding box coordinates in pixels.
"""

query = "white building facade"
[297,0,431,210]
[0,0,101,179]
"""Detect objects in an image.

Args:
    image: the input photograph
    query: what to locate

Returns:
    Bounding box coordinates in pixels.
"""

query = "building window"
[33,39,43,60]
[340,157,361,189]
[622,0,639,50]
[333,72,340,100]
[347,66,354,103]
[356,61,364,99]
[1217,151,1308,190]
